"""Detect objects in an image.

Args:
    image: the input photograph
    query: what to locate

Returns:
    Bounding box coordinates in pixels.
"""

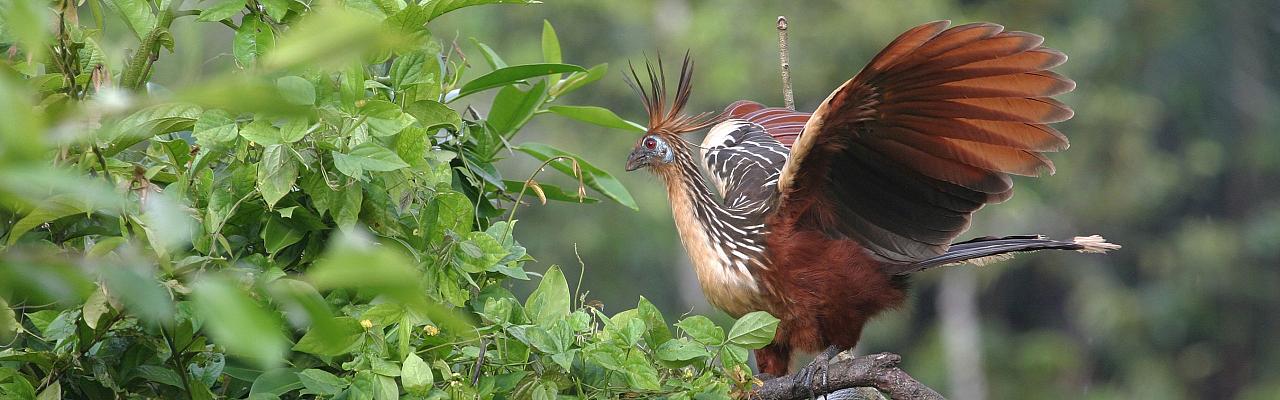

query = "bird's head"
[622,54,723,173]
[624,134,676,171]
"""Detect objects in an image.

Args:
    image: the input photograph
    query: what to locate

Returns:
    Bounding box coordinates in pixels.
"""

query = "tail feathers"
[892,234,1119,274]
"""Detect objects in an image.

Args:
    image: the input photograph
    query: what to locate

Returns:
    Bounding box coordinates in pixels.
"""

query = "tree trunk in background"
[938,268,988,400]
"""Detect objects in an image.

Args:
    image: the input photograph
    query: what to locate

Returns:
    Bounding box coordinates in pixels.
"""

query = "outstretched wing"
[773,21,1075,265]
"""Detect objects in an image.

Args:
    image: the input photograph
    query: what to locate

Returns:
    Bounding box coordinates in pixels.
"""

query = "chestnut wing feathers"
[771,20,1075,266]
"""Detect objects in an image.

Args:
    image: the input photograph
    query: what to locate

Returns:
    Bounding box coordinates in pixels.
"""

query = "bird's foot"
[793,346,842,398]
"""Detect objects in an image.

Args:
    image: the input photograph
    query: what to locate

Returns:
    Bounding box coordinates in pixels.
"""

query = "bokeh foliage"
[0,0,780,399]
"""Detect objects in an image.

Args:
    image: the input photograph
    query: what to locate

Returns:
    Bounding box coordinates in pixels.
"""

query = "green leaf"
[515,143,637,210]
[259,0,290,21]
[454,231,507,273]
[541,20,561,82]
[189,380,216,400]
[390,51,431,90]
[551,63,607,97]
[544,349,576,372]
[470,39,508,69]
[276,76,316,106]
[188,341,225,387]
[333,143,410,178]
[42,310,78,342]
[250,368,303,397]
[422,0,540,22]
[424,190,472,244]
[656,338,710,362]
[25,310,59,336]
[335,186,362,229]
[622,351,661,391]
[136,365,184,388]
[104,0,157,40]
[6,195,89,245]
[637,296,673,347]
[532,379,557,400]
[240,119,282,145]
[198,0,245,22]
[102,103,202,155]
[0,298,18,342]
[720,344,750,368]
[547,105,645,131]
[191,276,286,368]
[81,286,113,330]
[394,126,431,168]
[257,144,299,208]
[726,311,780,349]
[676,315,725,346]
[621,318,645,347]
[293,317,364,356]
[360,100,417,137]
[279,117,310,143]
[488,80,547,136]
[404,100,461,132]
[298,369,348,396]
[456,63,585,98]
[401,352,433,393]
[524,266,570,326]
[234,18,275,67]
[35,380,59,400]
[261,215,303,255]
[193,110,239,147]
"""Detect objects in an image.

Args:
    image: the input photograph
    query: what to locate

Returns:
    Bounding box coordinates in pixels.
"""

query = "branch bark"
[750,352,944,400]
[776,16,795,110]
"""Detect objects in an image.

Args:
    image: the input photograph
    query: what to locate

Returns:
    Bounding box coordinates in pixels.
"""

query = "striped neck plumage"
[657,138,769,316]
[659,139,728,227]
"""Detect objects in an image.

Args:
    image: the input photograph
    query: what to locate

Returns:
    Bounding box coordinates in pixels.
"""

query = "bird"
[620,20,1119,383]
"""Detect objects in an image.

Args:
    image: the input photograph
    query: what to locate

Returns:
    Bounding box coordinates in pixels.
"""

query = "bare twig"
[751,352,944,400]
[776,16,795,111]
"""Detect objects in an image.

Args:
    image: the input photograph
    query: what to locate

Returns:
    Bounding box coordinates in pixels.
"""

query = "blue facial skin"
[624,135,674,171]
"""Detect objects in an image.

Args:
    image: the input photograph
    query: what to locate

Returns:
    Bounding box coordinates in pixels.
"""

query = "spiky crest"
[625,53,725,135]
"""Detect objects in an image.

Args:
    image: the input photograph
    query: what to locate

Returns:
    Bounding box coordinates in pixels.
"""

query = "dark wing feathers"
[773,20,1074,264]
[700,121,789,213]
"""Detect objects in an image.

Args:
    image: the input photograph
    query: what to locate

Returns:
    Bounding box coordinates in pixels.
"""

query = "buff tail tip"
[1072,235,1121,253]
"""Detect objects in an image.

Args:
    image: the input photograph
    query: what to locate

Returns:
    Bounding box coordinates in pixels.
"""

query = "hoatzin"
[621,21,1119,380]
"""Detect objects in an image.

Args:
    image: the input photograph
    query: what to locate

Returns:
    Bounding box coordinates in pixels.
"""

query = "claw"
[793,346,842,398]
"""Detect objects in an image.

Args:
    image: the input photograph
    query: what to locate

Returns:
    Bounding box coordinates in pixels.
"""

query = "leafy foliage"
[0,1,776,399]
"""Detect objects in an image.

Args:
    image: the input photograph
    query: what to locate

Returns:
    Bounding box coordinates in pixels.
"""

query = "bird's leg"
[794,345,842,397]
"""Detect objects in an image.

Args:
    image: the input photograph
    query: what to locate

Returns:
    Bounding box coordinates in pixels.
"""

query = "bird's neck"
[658,144,767,317]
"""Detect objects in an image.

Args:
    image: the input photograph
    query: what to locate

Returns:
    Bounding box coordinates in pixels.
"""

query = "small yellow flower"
[360,319,373,329]
[423,324,439,336]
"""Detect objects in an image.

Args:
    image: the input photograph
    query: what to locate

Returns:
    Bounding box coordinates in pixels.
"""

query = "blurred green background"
[152,0,1279,398]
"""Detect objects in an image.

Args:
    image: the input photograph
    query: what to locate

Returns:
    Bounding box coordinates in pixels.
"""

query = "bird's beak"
[624,148,649,172]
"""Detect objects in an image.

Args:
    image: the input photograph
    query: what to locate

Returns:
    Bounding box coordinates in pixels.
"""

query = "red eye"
[643,137,657,150]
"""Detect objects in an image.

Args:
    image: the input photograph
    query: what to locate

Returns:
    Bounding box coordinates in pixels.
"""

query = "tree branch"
[750,352,944,400]
[776,16,795,111]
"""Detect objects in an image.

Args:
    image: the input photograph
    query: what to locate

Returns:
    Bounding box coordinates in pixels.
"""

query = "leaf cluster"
[0,1,778,399]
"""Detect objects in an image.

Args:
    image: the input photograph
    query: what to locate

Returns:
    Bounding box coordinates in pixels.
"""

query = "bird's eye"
[643,137,657,150]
